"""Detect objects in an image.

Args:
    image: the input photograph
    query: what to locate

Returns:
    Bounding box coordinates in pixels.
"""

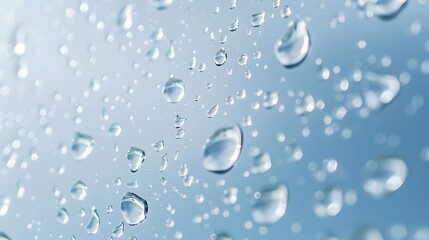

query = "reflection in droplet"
[252,184,288,225]
[72,132,94,160]
[251,12,265,27]
[57,207,69,224]
[121,192,148,226]
[364,156,408,197]
[127,147,146,173]
[214,48,228,66]
[203,125,243,173]
[70,180,88,200]
[175,115,186,128]
[86,209,100,235]
[314,186,343,218]
[274,20,311,68]
[363,72,400,111]
[163,78,185,103]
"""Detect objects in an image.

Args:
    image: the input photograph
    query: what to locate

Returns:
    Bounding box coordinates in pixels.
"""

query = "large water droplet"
[274,20,310,68]
[214,48,227,66]
[86,209,100,235]
[314,186,343,218]
[202,125,243,173]
[127,147,145,173]
[163,78,185,103]
[251,12,265,27]
[364,156,408,197]
[366,0,407,19]
[57,207,69,224]
[252,184,288,225]
[72,132,94,160]
[363,72,400,111]
[250,152,272,174]
[118,4,133,30]
[70,180,88,200]
[121,192,148,226]
[112,221,124,238]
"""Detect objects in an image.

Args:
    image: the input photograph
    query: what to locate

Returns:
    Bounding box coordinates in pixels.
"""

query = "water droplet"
[106,205,114,213]
[86,209,100,235]
[175,115,186,128]
[57,207,69,224]
[160,154,168,172]
[250,152,272,174]
[13,26,26,56]
[175,129,185,139]
[349,226,384,240]
[207,104,220,118]
[238,54,248,66]
[229,18,240,32]
[252,184,288,225]
[150,28,164,42]
[0,232,11,240]
[121,192,148,226]
[366,0,407,19]
[178,163,188,177]
[150,0,173,10]
[274,20,311,68]
[72,132,94,160]
[70,180,88,200]
[364,156,408,197]
[295,95,315,116]
[112,221,124,238]
[188,57,196,70]
[163,78,185,103]
[251,12,266,27]
[203,125,243,173]
[314,186,343,217]
[154,140,165,151]
[109,123,122,136]
[363,72,400,111]
[127,147,146,173]
[146,47,160,60]
[118,4,133,30]
[166,43,175,60]
[198,63,206,72]
[280,5,292,18]
[229,0,237,9]
[262,91,279,109]
[214,48,227,66]
[223,188,238,205]
[214,233,233,240]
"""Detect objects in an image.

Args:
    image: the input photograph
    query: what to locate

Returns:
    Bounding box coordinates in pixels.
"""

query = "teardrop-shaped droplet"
[214,48,227,66]
[188,57,196,70]
[72,132,94,160]
[238,54,248,66]
[146,47,160,60]
[314,185,343,218]
[57,208,69,224]
[250,152,272,174]
[150,0,173,10]
[160,154,168,172]
[163,78,185,103]
[0,232,11,240]
[121,192,148,226]
[126,180,138,189]
[207,104,220,118]
[229,0,237,9]
[109,123,122,136]
[349,226,384,240]
[251,12,265,27]
[274,20,311,68]
[154,140,165,151]
[178,163,188,177]
[364,156,407,198]
[127,147,146,173]
[175,129,185,139]
[118,4,133,30]
[280,5,292,18]
[295,95,315,116]
[229,18,239,32]
[198,62,206,72]
[202,125,243,173]
[112,221,124,238]
[166,43,175,60]
[175,115,186,128]
[363,72,400,111]
[262,91,279,109]
[366,0,407,19]
[70,180,88,200]
[0,196,10,216]
[86,209,100,235]
[252,184,288,225]
[150,28,164,42]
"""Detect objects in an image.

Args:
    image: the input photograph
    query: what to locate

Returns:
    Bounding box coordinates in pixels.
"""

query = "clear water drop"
[146,47,160,60]
[112,221,124,238]
[250,152,272,174]
[274,20,311,68]
[363,72,400,111]
[314,186,343,218]
[175,115,186,128]
[175,129,185,139]
[150,0,173,10]
[223,188,238,205]
[109,123,122,137]
[188,57,196,70]
[71,132,94,160]
[252,184,288,225]
[251,12,266,27]
[366,0,408,19]
[349,226,384,240]
[86,209,100,235]
[160,154,168,172]
[207,104,220,118]
[127,147,146,173]
[203,125,243,173]
[262,91,279,109]
[70,180,88,200]
[154,140,165,151]
[118,4,133,30]
[121,192,148,226]
[57,207,69,224]
[178,163,188,177]
[163,78,185,103]
[364,156,408,197]
[238,54,248,66]
[150,28,164,42]
[229,18,239,32]
[280,5,292,18]
[0,196,10,216]
[214,48,228,66]
[295,95,315,116]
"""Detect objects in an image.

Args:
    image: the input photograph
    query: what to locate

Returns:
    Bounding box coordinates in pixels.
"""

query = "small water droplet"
[363,72,400,111]
[314,186,343,217]
[154,140,165,151]
[118,4,133,30]
[280,5,292,18]
[223,188,238,205]
[150,0,173,10]
[207,104,220,118]
[349,226,384,240]
[252,184,288,225]
[251,12,266,27]
[295,95,315,116]
[127,147,146,173]
[163,78,185,103]
[71,132,94,161]
[250,152,272,174]
[214,48,228,66]
[109,123,122,136]
[121,192,148,226]
[160,154,168,172]
[262,91,279,109]
[70,180,88,200]
[57,207,69,224]
[366,0,407,19]
[112,221,124,238]
[86,209,100,235]
[238,54,248,66]
[229,18,240,32]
